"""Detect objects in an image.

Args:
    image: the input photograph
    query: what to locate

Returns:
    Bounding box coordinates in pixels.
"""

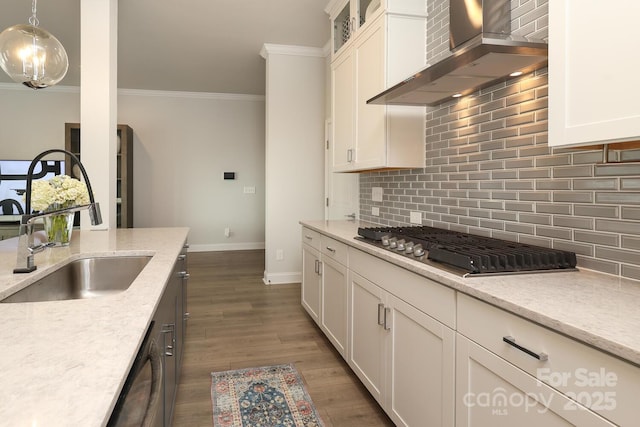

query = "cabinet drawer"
[349,247,455,328]
[301,227,321,251]
[458,293,640,426]
[321,235,348,266]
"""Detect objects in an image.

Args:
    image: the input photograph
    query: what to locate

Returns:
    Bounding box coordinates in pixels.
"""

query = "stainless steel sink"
[2,256,152,303]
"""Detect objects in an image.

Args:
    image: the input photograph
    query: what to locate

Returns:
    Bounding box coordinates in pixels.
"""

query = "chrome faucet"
[14,149,102,273]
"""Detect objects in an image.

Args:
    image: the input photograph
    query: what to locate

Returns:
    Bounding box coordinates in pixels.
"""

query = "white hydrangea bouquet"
[30,175,89,245]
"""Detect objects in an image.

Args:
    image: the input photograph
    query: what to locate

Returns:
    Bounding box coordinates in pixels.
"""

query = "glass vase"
[43,212,74,246]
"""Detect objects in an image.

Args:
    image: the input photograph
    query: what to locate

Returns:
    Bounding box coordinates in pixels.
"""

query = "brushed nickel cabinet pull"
[377,303,384,326]
[383,307,391,331]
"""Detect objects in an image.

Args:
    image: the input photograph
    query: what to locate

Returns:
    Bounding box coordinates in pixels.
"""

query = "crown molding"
[260,43,326,59]
[117,88,265,101]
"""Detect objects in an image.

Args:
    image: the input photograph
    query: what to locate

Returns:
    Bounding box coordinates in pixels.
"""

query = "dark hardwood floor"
[172,250,394,427]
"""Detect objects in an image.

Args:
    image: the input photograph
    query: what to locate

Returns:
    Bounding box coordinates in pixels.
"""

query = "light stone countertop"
[0,227,189,427]
[301,219,640,367]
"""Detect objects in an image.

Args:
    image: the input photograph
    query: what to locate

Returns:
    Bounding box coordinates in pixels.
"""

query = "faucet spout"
[14,149,103,274]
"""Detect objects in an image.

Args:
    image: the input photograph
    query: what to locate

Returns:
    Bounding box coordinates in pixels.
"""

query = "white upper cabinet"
[549,1,640,147]
[327,0,427,172]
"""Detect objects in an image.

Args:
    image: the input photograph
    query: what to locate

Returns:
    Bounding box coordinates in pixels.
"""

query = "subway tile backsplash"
[359,0,640,281]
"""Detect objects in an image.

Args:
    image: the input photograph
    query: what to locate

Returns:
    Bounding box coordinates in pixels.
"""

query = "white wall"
[261,45,326,284]
[0,85,80,157]
[0,84,266,250]
[118,90,266,250]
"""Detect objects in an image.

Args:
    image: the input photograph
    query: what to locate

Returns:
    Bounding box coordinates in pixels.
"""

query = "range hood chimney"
[367,0,548,106]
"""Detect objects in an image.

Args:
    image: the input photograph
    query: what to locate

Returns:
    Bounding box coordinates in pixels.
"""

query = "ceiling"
[0,0,330,95]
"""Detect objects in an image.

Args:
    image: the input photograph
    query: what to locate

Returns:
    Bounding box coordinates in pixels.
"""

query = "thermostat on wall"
[223,172,236,180]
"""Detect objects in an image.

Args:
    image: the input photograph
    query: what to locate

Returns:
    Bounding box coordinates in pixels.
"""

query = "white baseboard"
[187,242,265,252]
[262,271,301,285]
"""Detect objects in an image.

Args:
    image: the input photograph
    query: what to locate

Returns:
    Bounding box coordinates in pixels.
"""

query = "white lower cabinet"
[348,248,456,427]
[457,293,639,426]
[301,229,321,323]
[301,229,640,427]
[301,228,349,359]
[349,272,386,403]
[320,255,348,357]
[456,334,614,426]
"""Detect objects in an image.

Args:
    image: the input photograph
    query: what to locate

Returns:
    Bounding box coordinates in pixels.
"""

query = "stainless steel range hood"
[367,0,548,107]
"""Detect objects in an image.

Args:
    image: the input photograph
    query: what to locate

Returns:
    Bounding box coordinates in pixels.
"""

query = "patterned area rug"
[211,364,325,427]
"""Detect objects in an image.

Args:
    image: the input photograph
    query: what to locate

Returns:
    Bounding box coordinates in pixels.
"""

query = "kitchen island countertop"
[301,219,640,367]
[0,227,189,427]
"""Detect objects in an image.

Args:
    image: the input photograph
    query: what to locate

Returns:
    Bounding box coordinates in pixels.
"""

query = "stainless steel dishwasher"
[107,321,164,427]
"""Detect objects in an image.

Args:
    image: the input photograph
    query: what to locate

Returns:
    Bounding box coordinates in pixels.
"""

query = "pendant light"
[0,0,68,89]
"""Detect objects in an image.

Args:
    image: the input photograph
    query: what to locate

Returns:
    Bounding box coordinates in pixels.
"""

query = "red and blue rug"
[210,364,325,427]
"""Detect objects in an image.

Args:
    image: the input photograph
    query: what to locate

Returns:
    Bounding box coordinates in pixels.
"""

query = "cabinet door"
[331,49,355,171]
[301,244,321,324]
[549,1,640,147]
[354,17,386,169]
[320,256,348,358]
[455,335,615,427]
[386,294,455,427]
[348,271,386,404]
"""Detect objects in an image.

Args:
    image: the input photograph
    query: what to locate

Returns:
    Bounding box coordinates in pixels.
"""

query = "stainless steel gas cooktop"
[357,226,578,277]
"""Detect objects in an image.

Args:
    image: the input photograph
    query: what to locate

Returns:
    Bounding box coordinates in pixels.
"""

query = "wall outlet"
[372,206,380,216]
[224,227,230,237]
[410,211,422,224]
[372,187,383,202]
[243,186,255,194]
[276,249,284,261]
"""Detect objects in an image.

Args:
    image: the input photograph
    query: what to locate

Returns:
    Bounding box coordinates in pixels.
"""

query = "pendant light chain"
[28,0,40,27]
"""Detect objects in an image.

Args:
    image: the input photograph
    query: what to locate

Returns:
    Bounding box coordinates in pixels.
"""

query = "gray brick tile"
[596,247,640,266]
[505,222,535,235]
[622,264,640,281]
[573,179,618,190]
[536,155,571,167]
[574,205,618,218]
[575,231,619,247]
[595,164,640,176]
[621,179,640,190]
[519,168,551,179]
[595,192,640,205]
[578,257,619,275]
[553,192,593,203]
[553,165,593,178]
[596,219,640,235]
[537,226,572,240]
[504,158,534,169]
[536,180,570,190]
[536,203,572,215]
[519,213,551,225]
[503,202,534,212]
[622,236,640,251]
[622,207,640,220]
[520,235,552,247]
[554,240,593,256]
[554,215,592,230]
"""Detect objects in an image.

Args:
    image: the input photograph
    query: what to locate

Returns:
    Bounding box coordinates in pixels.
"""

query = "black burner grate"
[357,226,577,275]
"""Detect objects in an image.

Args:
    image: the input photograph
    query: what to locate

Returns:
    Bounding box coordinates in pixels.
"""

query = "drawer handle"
[503,336,548,361]
[326,246,336,253]
[305,235,313,240]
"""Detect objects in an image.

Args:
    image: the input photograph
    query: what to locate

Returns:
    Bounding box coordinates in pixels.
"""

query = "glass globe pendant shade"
[0,23,69,89]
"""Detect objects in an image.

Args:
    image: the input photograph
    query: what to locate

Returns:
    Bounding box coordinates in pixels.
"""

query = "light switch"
[243,186,255,194]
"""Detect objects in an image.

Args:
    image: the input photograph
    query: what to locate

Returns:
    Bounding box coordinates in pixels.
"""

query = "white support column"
[80,0,118,229]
